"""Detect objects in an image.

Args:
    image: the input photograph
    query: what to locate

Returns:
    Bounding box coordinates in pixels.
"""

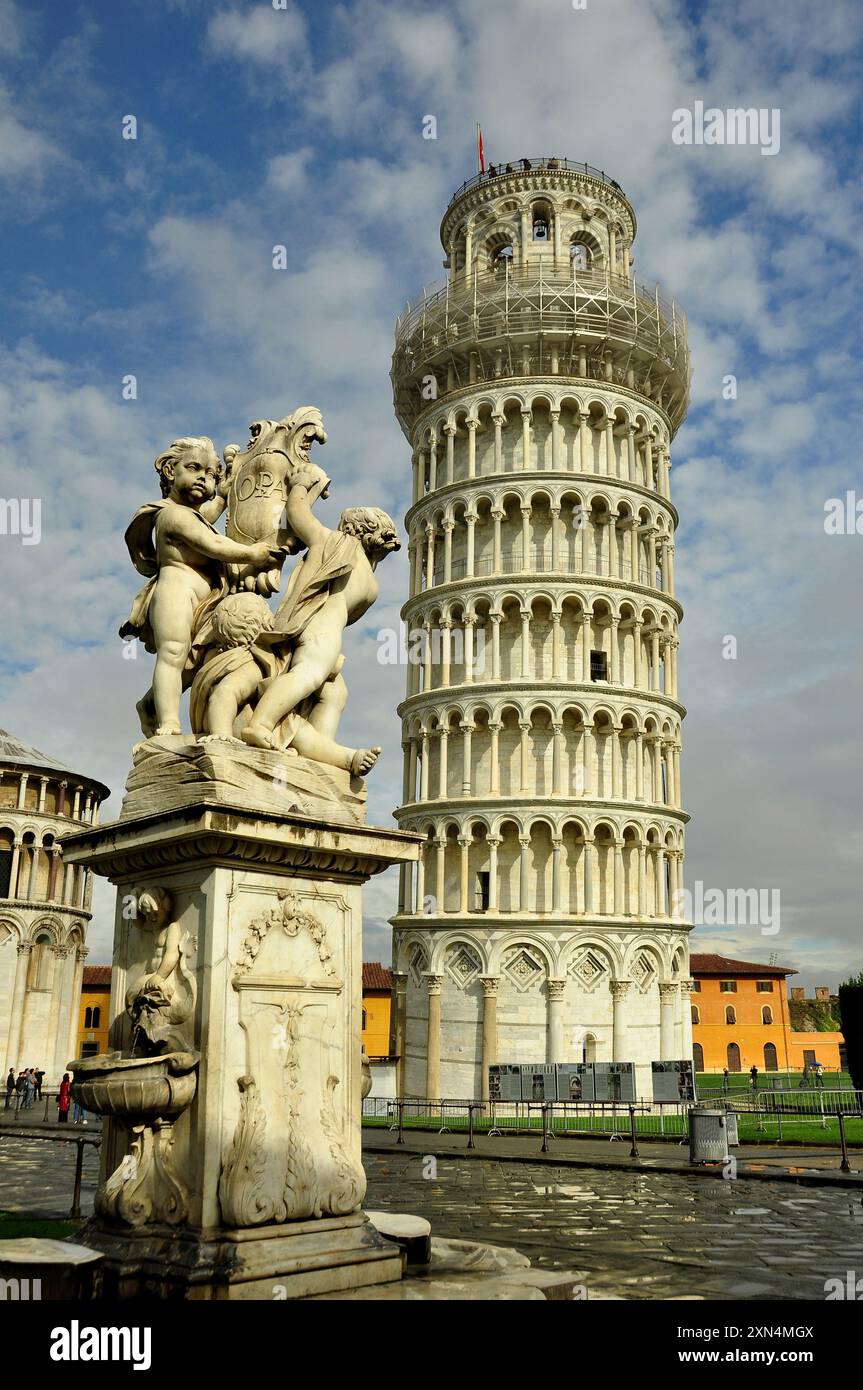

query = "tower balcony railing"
[392,263,690,427]
[427,552,662,588]
[444,157,629,214]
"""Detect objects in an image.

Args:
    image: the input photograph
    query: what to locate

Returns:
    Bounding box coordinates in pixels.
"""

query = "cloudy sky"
[0,0,860,987]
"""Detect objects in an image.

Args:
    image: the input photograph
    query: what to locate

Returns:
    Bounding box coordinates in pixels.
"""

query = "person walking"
[813,1062,825,1089]
[34,1067,44,1101]
[22,1069,35,1110]
[4,1067,14,1110]
[57,1073,72,1124]
[749,1064,759,1091]
[722,1067,730,1094]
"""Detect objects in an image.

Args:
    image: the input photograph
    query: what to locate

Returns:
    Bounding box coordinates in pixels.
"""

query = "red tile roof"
[362,962,393,991]
[690,953,795,978]
[82,965,112,987]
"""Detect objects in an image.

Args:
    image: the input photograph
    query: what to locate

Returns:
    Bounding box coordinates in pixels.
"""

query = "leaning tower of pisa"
[389,157,694,1101]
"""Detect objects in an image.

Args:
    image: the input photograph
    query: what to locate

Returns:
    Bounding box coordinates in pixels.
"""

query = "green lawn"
[0,1211,83,1240]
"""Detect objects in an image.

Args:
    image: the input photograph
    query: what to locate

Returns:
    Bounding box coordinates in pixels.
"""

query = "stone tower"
[0,729,109,1083]
[390,158,693,1101]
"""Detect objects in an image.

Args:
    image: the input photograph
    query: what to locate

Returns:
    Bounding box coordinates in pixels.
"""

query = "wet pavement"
[363,1149,863,1300]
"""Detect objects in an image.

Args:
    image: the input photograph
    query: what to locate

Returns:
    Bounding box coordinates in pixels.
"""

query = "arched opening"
[29,932,53,991]
[692,1041,704,1071]
[583,1033,598,1063]
[763,1042,778,1071]
[570,242,589,271]
[727,1042,741,1072]
[691,1005,700,1025]
[761,1005,773,1025]
[532,205,551,241]
[725,1005,736,1025]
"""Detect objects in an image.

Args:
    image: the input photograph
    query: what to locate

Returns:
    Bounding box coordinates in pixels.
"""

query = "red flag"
[477,124,485,174]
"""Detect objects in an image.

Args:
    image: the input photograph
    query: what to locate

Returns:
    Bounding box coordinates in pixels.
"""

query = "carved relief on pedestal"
[219,889,364,1228]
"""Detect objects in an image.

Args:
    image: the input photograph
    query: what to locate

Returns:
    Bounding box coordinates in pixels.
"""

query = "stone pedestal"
[61,779,418,1300]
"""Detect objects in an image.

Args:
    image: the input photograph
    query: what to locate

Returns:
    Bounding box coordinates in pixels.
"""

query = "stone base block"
[74,1212,403,1300]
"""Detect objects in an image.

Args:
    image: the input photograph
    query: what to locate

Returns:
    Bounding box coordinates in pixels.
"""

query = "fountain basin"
[70,1051,199,1122]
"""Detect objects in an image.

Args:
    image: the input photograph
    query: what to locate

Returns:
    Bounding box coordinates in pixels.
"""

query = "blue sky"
[0,0,861,986]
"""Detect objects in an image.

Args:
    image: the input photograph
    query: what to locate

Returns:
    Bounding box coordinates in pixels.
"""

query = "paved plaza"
[363,1150,863,1300]
[2,1131,862,1300]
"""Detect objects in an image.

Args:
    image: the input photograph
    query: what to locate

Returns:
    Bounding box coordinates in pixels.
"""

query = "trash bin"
[689,1107,730,1164]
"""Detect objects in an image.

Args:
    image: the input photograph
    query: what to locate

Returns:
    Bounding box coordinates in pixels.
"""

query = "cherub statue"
[120,437,283,737]
[125,886,197,1056]
[189,591,383,776]
[239,487,401,754]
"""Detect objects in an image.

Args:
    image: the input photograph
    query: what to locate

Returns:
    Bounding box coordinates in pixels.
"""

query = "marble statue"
[120,437,283,737]
[124,887,196,1057]
[120,410,398,783]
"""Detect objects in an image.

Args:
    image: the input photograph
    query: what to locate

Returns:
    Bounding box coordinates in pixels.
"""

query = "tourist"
[72,1096,88,1125]
[813,1062,825,1089]
[749,1064,759,1091]
[722,1067,729,1093]
[22,1069,35,1110]
[57,1073,72,1124]
[4,1067,14,1109]
[34,1067,44,1101]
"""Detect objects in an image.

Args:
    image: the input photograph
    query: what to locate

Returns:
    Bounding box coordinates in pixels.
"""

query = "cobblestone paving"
[364,1152,863,1300]
[0,1136,100,1218]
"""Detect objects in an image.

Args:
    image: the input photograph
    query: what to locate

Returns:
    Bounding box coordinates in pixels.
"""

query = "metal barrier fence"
[1,1088,100,1125]
[0,1126,101,1217]
[363,1091,863,1163]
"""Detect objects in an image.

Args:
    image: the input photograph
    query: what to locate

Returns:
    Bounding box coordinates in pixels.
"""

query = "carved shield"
[226,420,294,547]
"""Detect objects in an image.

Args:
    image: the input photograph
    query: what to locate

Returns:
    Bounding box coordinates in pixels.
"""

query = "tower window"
[532,214,550,241]
[570,243,589,271]
[590,650,607,682]
[475,871,491,911]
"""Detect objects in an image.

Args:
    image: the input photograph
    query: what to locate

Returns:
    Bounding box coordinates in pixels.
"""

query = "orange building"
[76,964,111,1059]
[362,962,395,1061]
[690,953,843,1074]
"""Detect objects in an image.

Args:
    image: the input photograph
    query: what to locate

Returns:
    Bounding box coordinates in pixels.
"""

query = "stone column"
[604,415,616,477]
[465,513,477,577]
[608,515,619,578]
[442,522,454,585]
[551,837,563,910]
[549,410,561,470]
[492,414,504,473]
[490,613,501,679]
[581,613,592,681]
[581,722,593,797]
[488,723,501,794]
[3,942,33,1073]
[460,722,473,795]
[613,840,625,916]
[520,507,531,571]
[425,974,444,1101]
[520,410,532,470]
[546,979,567,1062]
[611,980,631,1062]
[552,722,564,796]
[393,972,408,1095]
[518,836,531,911]
[64,944,89,1072]
[419,729,430,800]
[626,426,637,482]
[659,982,678,1060]
[584,838,597,914]
[634,731,644,801]
[520,610,531,674]
[428,438,438,491]
[630,522,640,582]
[633,619,644,687]
[656,847,668,916]
[458,837,470,912]
[679,979,695,1061]
[17,773,28,809]
[464,616,475,683]
[45,944,72,1078]
[435,836,446,910]
[492,509,503,572]
[444,425,455,485]
[638,843,647,917]
[518,721,531,792]
[437,728,448,799]
[551,613,562,678]
[425,523,435,589]
[609,616,620,682]
[8,839,20,898]
[480,977,499,1100]
[414,846,425,912]
[611,724,622,798]
[578,412,592,473]
[550,507,561,571]
[466,418,477,478]
[651,628,661,690]
[487,837,500,911]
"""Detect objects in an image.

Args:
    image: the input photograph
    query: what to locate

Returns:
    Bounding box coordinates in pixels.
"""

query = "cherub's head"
[154,437,220,506]
[136,886,172,931]
[210,592,274,650]
[338,507,401,563]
